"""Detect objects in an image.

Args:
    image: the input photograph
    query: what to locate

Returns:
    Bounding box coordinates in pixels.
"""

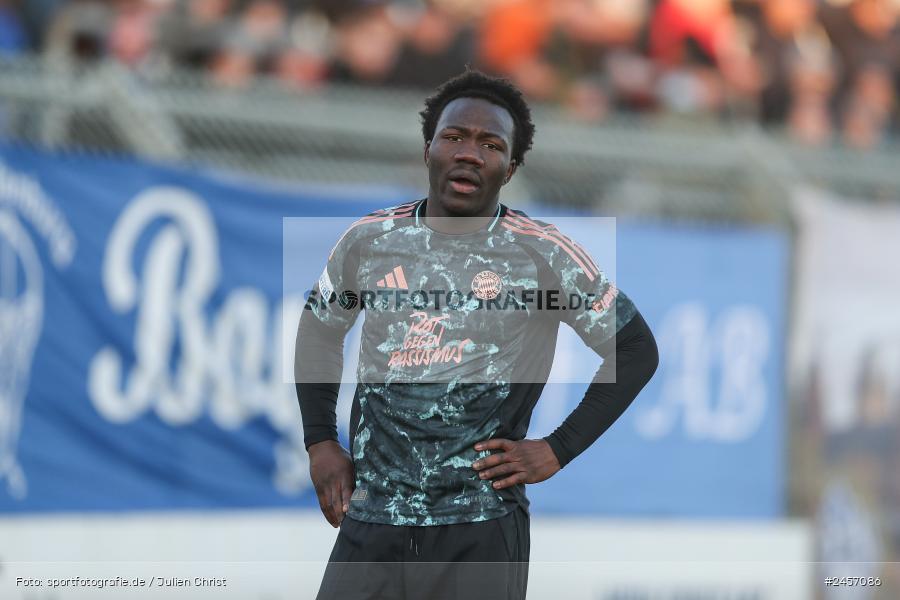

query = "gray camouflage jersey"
[305,200,636,525]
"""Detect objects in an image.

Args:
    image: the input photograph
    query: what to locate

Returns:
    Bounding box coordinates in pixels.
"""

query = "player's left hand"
[471,438,561,489]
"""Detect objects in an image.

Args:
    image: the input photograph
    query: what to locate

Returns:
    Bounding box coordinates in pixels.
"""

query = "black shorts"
[315,507,530,600]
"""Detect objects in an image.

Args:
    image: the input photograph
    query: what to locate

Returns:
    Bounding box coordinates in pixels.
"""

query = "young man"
[296,70,659,600]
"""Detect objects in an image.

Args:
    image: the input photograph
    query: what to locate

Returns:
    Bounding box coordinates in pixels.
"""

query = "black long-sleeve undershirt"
[543,312,659,468]
[295,310,344,450]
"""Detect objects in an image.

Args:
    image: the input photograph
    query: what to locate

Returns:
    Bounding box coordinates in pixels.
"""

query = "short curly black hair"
[420,69,535,166]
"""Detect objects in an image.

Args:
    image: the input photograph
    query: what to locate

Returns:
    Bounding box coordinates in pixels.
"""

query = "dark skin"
[307,96,560,527]
[307,440,354,528]
[424,96,516,231]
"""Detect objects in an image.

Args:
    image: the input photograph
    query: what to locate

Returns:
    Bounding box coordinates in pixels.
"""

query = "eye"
[444,134,462,142]
[483,142,501,151]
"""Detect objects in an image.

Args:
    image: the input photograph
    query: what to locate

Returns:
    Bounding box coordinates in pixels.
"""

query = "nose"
[453,143,485,168]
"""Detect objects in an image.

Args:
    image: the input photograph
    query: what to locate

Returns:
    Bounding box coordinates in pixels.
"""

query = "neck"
[423,195,500,234]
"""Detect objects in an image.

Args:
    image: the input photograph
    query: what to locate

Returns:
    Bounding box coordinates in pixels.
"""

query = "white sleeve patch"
[318,267,334,299]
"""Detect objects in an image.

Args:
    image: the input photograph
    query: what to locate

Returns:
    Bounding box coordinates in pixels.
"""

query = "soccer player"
[295,70,659,600]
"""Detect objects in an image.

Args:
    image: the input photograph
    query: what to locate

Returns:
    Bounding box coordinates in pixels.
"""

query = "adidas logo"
[376,266,409,289]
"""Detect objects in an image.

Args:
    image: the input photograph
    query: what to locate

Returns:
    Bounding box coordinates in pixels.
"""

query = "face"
[424,97,517,217]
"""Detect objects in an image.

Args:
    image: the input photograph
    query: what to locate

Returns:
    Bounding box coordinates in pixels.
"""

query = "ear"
[502,160,518,185]
[424,141,431,164]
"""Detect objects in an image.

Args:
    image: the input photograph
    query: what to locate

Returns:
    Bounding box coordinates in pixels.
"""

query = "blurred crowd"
[1,0,899,149]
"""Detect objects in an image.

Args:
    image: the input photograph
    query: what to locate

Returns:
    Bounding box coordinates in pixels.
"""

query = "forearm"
[295,310,345,449]
[544,312,659,468]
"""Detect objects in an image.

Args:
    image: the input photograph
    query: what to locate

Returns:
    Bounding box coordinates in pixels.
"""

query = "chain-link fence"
[2,54,899,224]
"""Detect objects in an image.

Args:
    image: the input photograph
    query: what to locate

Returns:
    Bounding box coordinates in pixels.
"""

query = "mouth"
[447,171,481,195]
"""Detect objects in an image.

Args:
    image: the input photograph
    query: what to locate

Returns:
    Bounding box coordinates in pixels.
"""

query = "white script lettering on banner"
[87,187,310,495]
[0,161,76,500]
[635,302,770,442]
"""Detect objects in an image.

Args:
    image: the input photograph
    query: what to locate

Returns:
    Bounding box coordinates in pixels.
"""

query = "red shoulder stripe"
[328,206,416,258]
[503,214,600,278]
[501,219,597,281]
[372,200,420,216]
[506,213,601,276]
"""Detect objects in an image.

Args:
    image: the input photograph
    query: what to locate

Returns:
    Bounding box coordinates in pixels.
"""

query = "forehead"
[436,97,515,140]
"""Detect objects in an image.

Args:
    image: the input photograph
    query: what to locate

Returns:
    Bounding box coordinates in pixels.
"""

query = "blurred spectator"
[649,0,731,68]
[596,0,656,113]
[821,0,900,148]
[273,9,331,89]
[649,0,734,115]
[385,0,475,90]
[157,0,235,71]
[233,0,288,67]
[478,0,558,100]
[738,0,822,124]
[44,1,112,63]
[841,61,897,149]
[109,0,166,67]
[785,37,838,146]
[715,10,765,119]
[0,0,28,55]
[329,3,402,85]
[210,0,289,87]
[822,0,900,87]
[477,0,649,120]
[210,44,255,87]
[22,0,900,149]
[545,0,641,120]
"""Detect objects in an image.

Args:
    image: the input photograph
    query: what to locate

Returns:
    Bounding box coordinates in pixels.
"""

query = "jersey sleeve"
[304,221,364,334]
[549,228,637,353]
[294,220,365,445]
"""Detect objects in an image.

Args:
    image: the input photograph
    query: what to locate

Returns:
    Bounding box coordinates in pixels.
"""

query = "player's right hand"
[307,440,355,528]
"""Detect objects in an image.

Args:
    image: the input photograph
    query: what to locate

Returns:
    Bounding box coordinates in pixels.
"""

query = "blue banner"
[526,223,788,518]
[0,145,787,518]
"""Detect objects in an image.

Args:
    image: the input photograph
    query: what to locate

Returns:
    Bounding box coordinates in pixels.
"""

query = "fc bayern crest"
[471,270,502,300]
